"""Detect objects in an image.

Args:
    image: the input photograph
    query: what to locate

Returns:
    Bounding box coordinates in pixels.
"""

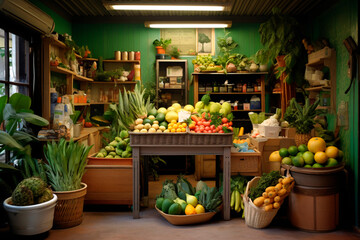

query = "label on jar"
[135,51,141,60]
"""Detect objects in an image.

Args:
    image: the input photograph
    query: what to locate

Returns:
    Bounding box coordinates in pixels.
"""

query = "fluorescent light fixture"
[145,21,232,28]
[110,5,225,11]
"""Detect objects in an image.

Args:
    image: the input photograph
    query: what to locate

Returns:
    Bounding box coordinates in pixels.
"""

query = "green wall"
[310,0,359,227]
[29,0,72,34]
[72,22,261,105]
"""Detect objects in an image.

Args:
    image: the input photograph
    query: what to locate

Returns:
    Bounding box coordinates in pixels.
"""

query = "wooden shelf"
[103,60,140,64]
[50,66,93,82]
[233,109,261,112]
[91,102,112,105]
[198,92,261,95]
[74,103,90,106]
[192,72,268,75]
[74,74,93,82]
[91,81,137,85]
[305,86,331,92]
[49,37,67,49]
[316,106,331,110]
[159,87,184,90]
[79,58,98,61]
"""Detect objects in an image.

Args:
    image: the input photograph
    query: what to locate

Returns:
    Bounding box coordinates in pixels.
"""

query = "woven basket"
[243,177,280,228]
[53,183,87,229]
[294,133,312,146]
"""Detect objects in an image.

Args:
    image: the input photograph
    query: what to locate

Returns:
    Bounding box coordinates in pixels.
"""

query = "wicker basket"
[243,177,280,228]
[294,133,312,146]
[53,183,87,229]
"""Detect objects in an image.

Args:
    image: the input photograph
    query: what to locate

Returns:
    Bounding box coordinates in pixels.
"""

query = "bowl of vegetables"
[155,206,217,225]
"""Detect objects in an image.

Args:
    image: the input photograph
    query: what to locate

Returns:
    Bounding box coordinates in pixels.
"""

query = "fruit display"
[10,177,53,206]
[95,130,132,158]
[192,54,223,72]
[156,176,222,217]
[252,176,295,211]
[188,112,233,133]
[271,137,343,168]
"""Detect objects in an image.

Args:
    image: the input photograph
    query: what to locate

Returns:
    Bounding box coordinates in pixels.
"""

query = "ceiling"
[40,0,339,23]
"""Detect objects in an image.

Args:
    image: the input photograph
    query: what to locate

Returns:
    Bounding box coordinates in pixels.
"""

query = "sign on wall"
[161,28,215,56]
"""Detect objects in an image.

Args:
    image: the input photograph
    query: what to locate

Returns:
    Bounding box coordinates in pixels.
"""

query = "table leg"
[132,147,140,219]
[223,147,231,220]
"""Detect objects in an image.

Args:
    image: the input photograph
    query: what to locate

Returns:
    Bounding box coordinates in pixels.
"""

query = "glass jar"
[135,51,141,60]
[227,84,234,92]
[121,51,128,60]
[129,51,135,60]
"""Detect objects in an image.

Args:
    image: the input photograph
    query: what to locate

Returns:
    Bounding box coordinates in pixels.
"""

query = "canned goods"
[114,51,121,60]
[121,51,128,60]
[135,51,141,60]
[129,51,135,60]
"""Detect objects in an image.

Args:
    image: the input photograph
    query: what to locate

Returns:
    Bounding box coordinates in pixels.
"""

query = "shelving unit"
[156,59,188,108]
[193,72,266,129]
[305,47,336,112]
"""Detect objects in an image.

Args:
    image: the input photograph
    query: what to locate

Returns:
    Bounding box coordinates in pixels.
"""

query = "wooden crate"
[230,150,262,176]
[82,155,132,205]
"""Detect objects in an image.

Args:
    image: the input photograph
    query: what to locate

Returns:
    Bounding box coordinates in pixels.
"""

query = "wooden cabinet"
[156,59,188,108]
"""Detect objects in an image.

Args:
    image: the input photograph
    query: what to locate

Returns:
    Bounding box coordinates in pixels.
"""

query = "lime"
[312,163,324,168]
[325,158,338,167]
[156,197,164,210]
[282,157,292,165]
[302,151,315,165]
[148,108,158,117]
[156,113,165,122]
[143,118,153,125]
[288,146,298,156]
[292,156,304,167]
[159,121,168,128]
[279,148,289,158]
[297,152,303,157]
[298,144,308,152]
[304,164,312,168]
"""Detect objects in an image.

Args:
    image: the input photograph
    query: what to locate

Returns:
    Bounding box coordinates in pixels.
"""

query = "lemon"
[165,111,178,123]
[183,104,194,113]
[314,151,328,164]
[172,103,182,111]
[269,151,282,162]
[185,204,197,215]
[195,204,205,214]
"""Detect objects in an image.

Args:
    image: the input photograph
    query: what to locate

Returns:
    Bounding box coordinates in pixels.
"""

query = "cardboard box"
[169,84,182,89]
[169,76,177,84]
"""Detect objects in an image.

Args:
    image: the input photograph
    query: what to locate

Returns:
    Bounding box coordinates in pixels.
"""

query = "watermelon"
[156,113,165,122]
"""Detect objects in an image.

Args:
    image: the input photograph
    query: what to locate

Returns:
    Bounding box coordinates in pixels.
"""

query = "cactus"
[37,188,53,203]
[21,177,47,198]
[12,185,34,206]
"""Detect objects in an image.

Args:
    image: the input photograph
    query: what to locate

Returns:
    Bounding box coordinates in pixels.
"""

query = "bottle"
[63,103,73,139]
[257,80,261,92]
[247,82,254,92]
[213,81,219,93]
[159,80,164,88]
[242,83,247,93]
[53,97,65,129]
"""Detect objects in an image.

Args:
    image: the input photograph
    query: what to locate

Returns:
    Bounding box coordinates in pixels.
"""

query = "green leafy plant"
[259,7,306,85]
[254,49,269,65]
[215,32,239,69]
[169,46,180,59]
[285,97,324,134]
[43,139,92,191]
[152,38,172,49]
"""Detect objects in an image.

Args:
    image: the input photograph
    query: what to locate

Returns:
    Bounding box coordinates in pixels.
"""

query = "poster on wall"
[196,28,215,55]
[160,29,197,55]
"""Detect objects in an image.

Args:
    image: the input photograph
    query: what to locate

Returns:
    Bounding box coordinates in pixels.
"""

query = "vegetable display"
[249,171,282,201]
[230,175,248,218]
[95,130,132,158]
[156,175,222,216]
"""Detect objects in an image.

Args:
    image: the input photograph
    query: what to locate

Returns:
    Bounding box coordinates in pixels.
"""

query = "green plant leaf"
[0,131,25,151]
[16,112,49,126]
[0,95,8,123]
[9,93,31,112]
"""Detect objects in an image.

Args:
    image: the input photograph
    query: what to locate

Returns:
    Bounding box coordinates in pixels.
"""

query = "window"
[0,28,32,97]
[0,28,33,163]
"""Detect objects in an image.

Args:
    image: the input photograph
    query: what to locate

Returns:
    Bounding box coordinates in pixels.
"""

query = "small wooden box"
[230,149,262,176]
[82,154,133,205]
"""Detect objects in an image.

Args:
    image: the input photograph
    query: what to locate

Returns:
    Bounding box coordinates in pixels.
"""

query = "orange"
[185,204,197,215]
[171,120,177,124]
[171,129,176,133]
[314,151,328,164]
[182,123,187,127]
[307,137,326,153]
[176,128,182,132]
[325,146,339,158]
[181,128,186,132]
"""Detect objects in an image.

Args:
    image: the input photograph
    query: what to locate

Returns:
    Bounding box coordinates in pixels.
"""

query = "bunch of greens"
[159,179,178,201]
[198,185,223,212]
[43,139,92,191]
[249,171,282,201]
[215,31,239,69]
[152,38,172,49]
[285,97,324,134]
[169,46,180,59]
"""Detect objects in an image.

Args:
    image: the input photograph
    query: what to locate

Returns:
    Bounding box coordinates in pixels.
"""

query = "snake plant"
[43,139,92,191]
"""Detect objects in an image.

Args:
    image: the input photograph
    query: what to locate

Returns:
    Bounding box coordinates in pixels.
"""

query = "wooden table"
[130,132,232,220]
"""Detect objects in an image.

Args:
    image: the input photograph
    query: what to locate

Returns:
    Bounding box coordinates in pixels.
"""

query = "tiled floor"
[1,175,359,240]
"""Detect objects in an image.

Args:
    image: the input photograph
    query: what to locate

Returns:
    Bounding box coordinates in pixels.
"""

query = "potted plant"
[169,46,180,59]
[259,7,306,85]
[254,49,269,72]
[153,38,172,54]
[215,31,239,70]
[43,139,92,228]
[3,177,57,235]
[284,97,324,145]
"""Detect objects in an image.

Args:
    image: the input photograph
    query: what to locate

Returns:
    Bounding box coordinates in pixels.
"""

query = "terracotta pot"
[171,56,178,60]
[294,133,312,146]
[155,46,165,54]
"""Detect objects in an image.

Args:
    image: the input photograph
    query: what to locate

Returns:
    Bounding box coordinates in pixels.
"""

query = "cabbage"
[210,102,221,113]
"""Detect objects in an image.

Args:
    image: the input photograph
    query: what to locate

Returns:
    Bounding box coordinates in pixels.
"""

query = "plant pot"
[294,133,312,146]
[3,194,57,235]
[259,64,268,72]
[53,183,87,229]
[155,46,165,54]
